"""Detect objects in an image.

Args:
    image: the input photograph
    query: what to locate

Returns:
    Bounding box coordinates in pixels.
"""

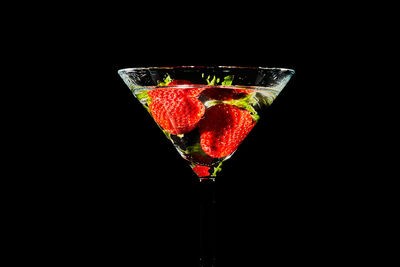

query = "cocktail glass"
[118,66,295,267]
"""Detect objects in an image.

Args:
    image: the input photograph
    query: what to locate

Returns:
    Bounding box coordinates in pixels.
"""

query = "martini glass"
[118,66,294,267]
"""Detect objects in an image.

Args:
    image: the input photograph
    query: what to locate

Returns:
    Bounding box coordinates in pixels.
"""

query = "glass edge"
[117,66,295,74]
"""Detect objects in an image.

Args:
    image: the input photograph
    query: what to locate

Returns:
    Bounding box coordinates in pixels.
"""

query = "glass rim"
[118,65,295,74]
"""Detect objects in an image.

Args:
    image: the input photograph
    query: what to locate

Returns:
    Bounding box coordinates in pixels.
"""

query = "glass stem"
[199,179,216,267]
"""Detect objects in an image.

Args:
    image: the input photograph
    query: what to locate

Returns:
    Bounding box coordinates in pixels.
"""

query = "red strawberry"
[192,165,210,177]
[201,88,253,100]
[148,87,187,100]
[147,80,207,135]
[149,93,205,135]
[199,104,256,158]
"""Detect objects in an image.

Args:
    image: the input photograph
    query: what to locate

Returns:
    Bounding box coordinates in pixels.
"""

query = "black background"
[62,41,357,266]
[11,4,390,266]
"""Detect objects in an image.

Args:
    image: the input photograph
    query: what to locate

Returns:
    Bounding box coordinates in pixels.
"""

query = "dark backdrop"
[66,40,353,266]
[22,10,380,266]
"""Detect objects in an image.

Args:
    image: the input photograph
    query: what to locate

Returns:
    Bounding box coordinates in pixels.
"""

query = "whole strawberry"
[148,80,205,135]
[149,94,205,135]
[199,104,256,158]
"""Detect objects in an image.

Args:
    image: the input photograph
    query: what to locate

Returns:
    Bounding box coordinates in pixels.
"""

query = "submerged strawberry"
[149,95,205,135]
[199,103,256,158]
[192,165,210,177]
[148,80,207,135]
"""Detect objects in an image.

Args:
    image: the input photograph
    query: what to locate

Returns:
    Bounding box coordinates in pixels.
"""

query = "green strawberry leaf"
[211,162,223,177]
[206,75,217,85]
[221,75,234,86]
[205,75,234,86]
[158,74,173,86]
[135,90,149,101]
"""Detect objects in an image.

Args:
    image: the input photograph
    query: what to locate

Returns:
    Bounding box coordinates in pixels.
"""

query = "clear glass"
[118,66,295,267]
[118,66,295,180]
